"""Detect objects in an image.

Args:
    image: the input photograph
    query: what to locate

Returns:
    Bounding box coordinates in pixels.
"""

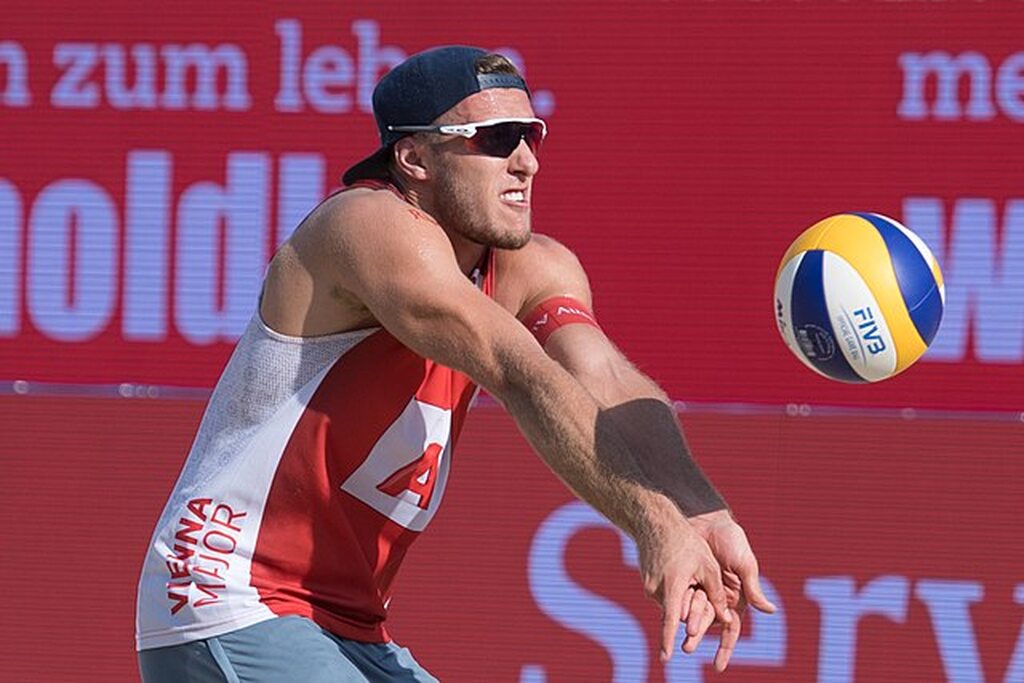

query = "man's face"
[425,88,540,250]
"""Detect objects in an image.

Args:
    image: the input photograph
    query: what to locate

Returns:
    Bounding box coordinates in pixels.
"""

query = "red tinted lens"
[466,122,544,157]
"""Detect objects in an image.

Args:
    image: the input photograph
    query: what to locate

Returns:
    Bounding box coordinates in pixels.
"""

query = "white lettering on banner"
[277,154,325,248]
[352,19,406,115]
[103,44,158,110]
[274,19,303,112]
[898,51,1024,122]
[0,41,31,107]
[805,576,910,683]
[124,151,172,340]
[526,503,1024,681]
[303,44,355,114]
[52,41,251,111]
[52,43,100,108]
[27,180,117,341]
[176,153,269,344]
[274,18,405,115]
[0,180,22,335]
[273,19,555,117]
[524,502,649,683]
[523,502,785,683]
[807,578,1024,683]
[0,150,326,342]
[915,580,985,683]
[161,44,250,110]
[1000,53,1024,121]
[903,198,1024,363]
[898,52,995,121]
[10,21,554,115]
[1006,585,1024,683]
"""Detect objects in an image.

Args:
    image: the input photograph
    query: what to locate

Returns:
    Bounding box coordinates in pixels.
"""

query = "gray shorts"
[137,616,439,682]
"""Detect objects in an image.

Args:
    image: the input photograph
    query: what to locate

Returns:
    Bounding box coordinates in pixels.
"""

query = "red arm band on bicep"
[520,296,601,346]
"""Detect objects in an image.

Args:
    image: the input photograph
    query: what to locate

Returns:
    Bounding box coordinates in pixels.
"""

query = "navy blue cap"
[342,45,530,186]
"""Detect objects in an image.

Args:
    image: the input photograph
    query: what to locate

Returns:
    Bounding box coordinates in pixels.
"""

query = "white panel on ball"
[822,252,897,382]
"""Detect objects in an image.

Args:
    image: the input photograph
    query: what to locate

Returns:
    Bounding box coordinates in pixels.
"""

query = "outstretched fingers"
[682,593,716,654]
[662,574,723,662]
[659,581,685,662]
[714,608,742,671]
[685,589,708,638]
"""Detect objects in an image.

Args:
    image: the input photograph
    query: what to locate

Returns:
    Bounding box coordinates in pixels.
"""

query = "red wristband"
[520,297,600,346]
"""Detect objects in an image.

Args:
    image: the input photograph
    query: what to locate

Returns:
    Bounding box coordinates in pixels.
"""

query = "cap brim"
[342,146,393,186]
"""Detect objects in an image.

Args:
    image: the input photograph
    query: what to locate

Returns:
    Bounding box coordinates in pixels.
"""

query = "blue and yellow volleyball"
[774,213,945,383]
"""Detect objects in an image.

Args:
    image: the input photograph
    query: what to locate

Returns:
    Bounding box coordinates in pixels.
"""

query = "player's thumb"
[741,568,776,613]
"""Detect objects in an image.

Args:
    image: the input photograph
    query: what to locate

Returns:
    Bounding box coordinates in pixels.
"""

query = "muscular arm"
[509,236,776,668]
[313,196,720,576]
[300,194,734,659]
[511,236,726,516]
[546,326,728,516]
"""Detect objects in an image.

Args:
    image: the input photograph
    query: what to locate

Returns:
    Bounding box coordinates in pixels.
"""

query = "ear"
[393,137,431,183]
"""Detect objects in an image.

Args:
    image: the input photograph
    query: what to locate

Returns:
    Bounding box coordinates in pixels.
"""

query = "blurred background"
[1,2,1021,681]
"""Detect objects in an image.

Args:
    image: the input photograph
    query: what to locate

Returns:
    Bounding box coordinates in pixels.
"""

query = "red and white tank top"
[135,189,494,651]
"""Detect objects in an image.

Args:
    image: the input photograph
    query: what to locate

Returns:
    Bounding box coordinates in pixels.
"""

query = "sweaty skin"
[260,87,773,670]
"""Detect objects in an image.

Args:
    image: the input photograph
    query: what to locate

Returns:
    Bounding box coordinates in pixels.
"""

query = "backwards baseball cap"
[342,45,530,186]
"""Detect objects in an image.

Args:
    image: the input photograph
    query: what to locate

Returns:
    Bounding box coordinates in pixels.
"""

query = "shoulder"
[496,233,592,318]
[294,186,453,268]
[313,186,437,239]
[509,233,580,262]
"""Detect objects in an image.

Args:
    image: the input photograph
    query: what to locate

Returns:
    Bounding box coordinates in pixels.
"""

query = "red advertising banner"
[1,397,1020,682]
[2,2,1022,410]
[1,3,1022,683]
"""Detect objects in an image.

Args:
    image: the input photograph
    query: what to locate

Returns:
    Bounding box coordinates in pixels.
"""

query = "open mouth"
[500,190,528,206]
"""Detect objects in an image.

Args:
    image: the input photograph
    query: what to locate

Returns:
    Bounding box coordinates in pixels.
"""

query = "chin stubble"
[433,170,531,250]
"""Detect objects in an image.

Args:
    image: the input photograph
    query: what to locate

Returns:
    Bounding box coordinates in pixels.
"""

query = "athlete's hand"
[685,510,776,671]
[635,514,733,664]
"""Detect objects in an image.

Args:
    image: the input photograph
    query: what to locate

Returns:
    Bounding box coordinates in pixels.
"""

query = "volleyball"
[774,212,945,383]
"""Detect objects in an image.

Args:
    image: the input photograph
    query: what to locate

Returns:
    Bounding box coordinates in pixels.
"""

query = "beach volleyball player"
[135,46,775,681]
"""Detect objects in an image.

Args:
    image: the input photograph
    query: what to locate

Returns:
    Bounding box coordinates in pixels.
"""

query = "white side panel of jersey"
[136,361,336,649]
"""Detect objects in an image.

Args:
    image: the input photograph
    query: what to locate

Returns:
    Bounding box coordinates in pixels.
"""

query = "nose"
[508,138,540,179]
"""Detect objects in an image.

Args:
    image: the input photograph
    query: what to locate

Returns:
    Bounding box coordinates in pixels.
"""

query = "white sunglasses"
[387,117,547,157]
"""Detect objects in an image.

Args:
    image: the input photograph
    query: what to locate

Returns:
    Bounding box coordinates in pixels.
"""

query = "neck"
[403,186,488,277]
[447,232,489,276]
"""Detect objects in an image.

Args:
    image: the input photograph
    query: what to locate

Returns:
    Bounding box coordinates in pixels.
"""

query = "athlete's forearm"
[575,365,728,517]
[604,396,728,516]
[489,348,686,543]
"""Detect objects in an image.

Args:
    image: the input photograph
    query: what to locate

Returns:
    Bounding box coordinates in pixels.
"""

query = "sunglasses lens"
[466,122,544,157]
